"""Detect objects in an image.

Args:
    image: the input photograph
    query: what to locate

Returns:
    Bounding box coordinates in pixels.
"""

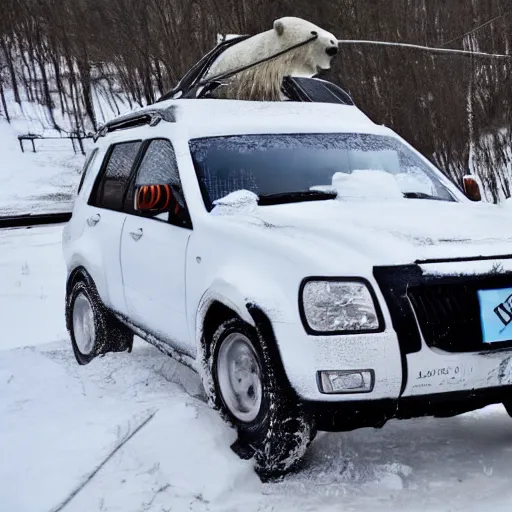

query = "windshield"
[189,133,455,210]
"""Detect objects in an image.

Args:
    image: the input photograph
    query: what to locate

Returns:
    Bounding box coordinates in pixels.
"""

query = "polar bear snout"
[326,46,338,56]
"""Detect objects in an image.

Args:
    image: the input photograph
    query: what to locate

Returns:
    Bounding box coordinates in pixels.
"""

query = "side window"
[90,141,142,211]
[136,139,180,186]
[77,148,98,195]
[126,139,191,228]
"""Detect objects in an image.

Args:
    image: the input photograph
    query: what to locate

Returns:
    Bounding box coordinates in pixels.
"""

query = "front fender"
[194,267,296,351]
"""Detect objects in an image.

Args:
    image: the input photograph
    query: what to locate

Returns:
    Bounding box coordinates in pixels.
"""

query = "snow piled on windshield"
[331,168,438,200]
[395,168,435,195]
[210,169,441,211]
[332,170,403,199]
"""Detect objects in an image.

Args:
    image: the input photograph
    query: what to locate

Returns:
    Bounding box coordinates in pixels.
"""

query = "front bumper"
[305,384,512,432]
[402,345,512,397]
[272,321,403,401]
[273,320,512,402]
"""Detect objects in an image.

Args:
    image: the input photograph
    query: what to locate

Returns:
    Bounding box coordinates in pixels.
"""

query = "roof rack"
[92,107,176,142]
[173,76,355,105]
[157,35,251,103]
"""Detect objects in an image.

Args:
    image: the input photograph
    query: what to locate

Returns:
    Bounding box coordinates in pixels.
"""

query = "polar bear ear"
[273,20,285,36]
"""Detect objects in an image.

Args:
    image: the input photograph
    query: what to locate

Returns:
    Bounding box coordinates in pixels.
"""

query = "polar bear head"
[272,17,339,75]
[205,17,339,101]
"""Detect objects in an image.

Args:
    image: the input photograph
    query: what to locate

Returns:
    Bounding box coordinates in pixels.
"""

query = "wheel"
[66,278,133,365]
[207,317,316,478]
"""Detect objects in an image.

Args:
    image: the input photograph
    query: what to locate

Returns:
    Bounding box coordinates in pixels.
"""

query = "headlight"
[300,279,382,334]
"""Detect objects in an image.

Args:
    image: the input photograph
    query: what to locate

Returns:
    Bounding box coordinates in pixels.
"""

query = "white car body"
[63,98,512,429]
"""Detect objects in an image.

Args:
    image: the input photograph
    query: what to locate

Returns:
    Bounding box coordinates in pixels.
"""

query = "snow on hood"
[211,190,259,215]
[235,198,512,265]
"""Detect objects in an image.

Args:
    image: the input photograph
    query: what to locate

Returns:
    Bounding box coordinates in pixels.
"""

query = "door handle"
[87,213,101,227]
[130,228,143,241]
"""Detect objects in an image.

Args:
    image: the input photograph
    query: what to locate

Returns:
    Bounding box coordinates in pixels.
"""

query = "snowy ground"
[0,120,87,216]
[0,92,92,216]
[0,81,135,216]
[2,225,512,512]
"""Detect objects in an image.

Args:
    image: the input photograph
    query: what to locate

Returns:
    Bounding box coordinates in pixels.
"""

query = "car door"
[120,139,193,355]
[86,140,143,314]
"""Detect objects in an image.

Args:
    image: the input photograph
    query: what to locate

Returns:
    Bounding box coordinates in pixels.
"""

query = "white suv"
[63,96,512,477]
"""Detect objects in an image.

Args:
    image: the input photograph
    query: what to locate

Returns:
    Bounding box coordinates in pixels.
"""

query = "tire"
[207,317,316,479]
[503,402,512,417]
[66,278,133,365]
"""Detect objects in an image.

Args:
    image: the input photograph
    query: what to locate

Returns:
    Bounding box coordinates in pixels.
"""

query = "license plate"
[478,288,512,344]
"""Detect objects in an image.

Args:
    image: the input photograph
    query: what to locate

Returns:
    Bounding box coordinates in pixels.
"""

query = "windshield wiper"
[403,192,452,202]
[258,190,337,206]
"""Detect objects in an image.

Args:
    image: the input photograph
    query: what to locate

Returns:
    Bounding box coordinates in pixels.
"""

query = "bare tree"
[0,0,511,199]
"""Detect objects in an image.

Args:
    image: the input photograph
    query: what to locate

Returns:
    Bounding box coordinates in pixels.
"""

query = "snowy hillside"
[0,68,135,215]
[0,122,85,215]
[0,86,85,215]
[2,225,512,512]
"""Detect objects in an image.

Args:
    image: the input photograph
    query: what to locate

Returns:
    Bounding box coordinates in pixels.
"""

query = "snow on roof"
[130,98,380,138]
[175,99,371,124]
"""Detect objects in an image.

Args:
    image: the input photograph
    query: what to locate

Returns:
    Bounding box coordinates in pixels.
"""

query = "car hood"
[224,198,512,267]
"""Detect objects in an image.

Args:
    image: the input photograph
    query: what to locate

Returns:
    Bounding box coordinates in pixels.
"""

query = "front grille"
[408,283,482,352]
[373,265,424,354]
[374,264,512,354]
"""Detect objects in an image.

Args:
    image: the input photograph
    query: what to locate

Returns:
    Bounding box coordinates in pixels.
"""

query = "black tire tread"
[208,317,316,478]
[66,278,133,365]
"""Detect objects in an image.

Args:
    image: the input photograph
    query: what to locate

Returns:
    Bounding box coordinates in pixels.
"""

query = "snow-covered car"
[63,87,512,478]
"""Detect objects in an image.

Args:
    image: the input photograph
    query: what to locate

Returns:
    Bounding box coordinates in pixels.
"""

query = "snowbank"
[0,89,88,215]
[0,80,134,215]
[0,225,67,349]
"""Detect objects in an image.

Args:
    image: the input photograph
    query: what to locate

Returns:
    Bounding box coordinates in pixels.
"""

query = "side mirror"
[463,175,482,202]
[135,184,173,214]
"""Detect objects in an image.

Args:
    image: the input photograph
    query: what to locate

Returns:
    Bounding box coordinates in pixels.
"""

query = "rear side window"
[90,141,142,211]
[135,139,180,186]
[77,149,98,195]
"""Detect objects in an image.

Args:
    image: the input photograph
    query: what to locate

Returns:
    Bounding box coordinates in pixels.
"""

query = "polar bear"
[205,17,339,101]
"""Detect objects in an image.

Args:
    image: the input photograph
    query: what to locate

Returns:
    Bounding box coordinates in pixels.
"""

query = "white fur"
[206,17,338,101]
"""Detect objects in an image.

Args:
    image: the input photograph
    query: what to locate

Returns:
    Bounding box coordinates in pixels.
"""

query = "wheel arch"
[246,302,296,395]
[200,300,240,359]
[65,266,97,331]
[197,298,295,397]
[66,266,93,297]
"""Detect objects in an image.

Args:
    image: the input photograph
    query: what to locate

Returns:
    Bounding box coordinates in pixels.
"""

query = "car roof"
[94,98,391,143]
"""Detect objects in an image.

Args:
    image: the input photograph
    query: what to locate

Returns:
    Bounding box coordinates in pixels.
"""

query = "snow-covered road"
[2,225,512,512]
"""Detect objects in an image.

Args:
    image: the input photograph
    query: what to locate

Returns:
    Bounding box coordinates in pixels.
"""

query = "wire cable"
[337,39,511,59]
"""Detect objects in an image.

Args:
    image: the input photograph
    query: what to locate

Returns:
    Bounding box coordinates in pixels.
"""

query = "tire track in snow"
[48,410,157,512]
